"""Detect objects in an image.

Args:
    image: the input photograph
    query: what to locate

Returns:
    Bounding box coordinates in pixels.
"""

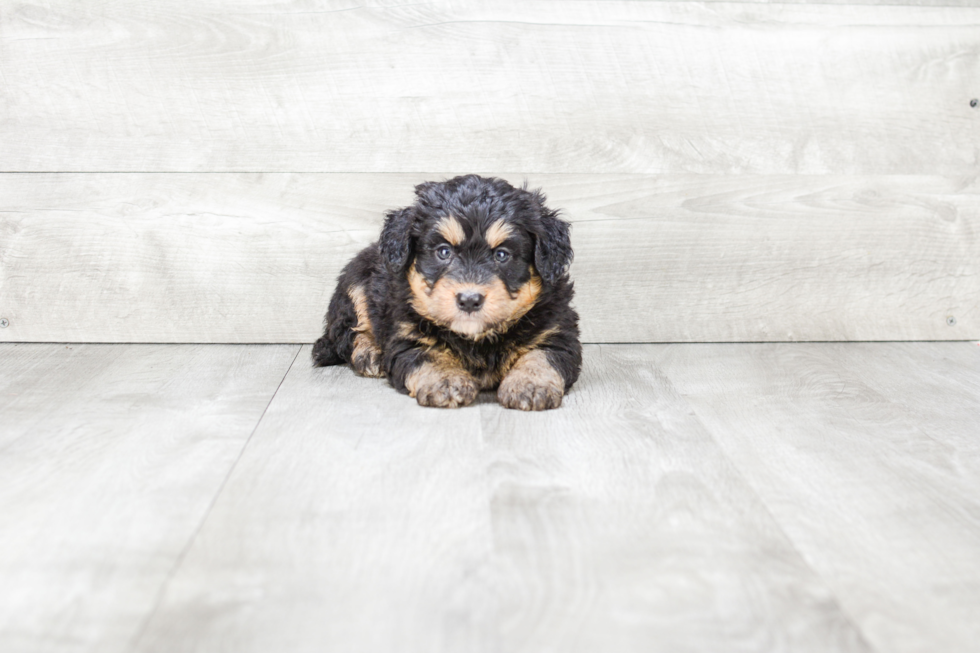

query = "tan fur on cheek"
[482,273,541,329]
[407,264,543,340]
[407,263,437,320]
[498,349,564,411]
[407,264,464,326]
[407,263,430,298]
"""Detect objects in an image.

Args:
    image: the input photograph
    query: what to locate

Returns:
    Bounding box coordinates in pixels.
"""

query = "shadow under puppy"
[312,174,582,410]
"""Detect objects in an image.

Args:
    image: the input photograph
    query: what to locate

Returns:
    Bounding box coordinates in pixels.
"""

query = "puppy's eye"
[493,248,511,263]
[436,245,453,260]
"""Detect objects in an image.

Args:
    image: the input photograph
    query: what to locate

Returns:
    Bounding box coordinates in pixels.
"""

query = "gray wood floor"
[1,342,978,653]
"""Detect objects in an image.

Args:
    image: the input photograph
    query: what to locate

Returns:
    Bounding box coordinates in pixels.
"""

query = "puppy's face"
[379,175,572,340]
[408,214,541,338]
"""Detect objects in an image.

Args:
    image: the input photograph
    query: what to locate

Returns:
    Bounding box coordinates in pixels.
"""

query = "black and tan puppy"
[312,175,581,410]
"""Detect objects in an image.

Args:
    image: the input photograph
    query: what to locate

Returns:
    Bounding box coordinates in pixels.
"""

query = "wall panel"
[1,1,977,174]
[1,173,975,342]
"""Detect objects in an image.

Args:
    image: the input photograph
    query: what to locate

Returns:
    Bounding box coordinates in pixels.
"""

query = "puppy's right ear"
[379,207,417,273]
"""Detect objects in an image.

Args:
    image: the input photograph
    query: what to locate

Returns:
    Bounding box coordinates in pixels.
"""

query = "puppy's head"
[380,175,572,339]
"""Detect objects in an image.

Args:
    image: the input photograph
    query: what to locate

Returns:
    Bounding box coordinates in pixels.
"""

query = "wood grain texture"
[702,0,980,4]
[130,345,495,653]
[1,1,978,174]
[479,345,871,652]
[655,342,980,653]
[4,342,980,651]
[1,173,976,343]
[128,344,873,652]
[0,173,407,343]
[0,343,299,653]
[831,342,980,457]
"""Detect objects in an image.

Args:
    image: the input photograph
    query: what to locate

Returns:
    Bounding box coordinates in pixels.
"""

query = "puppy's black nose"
[456,291,485,313]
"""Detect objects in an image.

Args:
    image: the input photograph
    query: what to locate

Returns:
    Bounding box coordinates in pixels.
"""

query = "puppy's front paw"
[498,376,563,411]
[415,373,478,408]
[497,350,565,411]
[406,362,478,408]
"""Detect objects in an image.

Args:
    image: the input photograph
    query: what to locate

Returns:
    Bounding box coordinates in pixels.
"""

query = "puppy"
[312,175,581,410]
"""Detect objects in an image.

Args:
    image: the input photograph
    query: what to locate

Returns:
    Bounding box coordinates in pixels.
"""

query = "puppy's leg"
[498,322,582,411]
[497,349,565,411]
[387,345,479,409]
[313,248,383,377]
[346,285,383,377]
[408,356,479,408]
[319,283,383,377]
[312,286,355,367]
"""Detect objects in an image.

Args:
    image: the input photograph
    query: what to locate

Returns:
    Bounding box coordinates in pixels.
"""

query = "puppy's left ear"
[530,193,573,284]
[379,207,417,273]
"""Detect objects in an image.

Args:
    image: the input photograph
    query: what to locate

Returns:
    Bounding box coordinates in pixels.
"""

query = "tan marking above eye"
[435,215,466,246]
[485,220,514,249]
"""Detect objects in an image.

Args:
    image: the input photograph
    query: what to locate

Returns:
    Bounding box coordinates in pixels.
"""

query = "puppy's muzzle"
[455,291,485,313]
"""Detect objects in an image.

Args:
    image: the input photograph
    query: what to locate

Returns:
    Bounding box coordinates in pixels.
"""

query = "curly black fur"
[313,175,582,410]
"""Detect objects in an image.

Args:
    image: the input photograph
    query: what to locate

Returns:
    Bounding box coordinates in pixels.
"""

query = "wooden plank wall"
[1,0,977,342]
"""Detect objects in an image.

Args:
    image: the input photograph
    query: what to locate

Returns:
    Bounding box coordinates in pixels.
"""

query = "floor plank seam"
[122,344,303,652]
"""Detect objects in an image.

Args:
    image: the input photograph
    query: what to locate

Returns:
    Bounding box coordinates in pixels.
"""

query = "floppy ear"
[531,202,573,285]
[379,207,417,273]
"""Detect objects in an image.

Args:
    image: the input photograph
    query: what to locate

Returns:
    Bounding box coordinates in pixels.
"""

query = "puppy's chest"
[385,318,536,388]
[442,334,543,388]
